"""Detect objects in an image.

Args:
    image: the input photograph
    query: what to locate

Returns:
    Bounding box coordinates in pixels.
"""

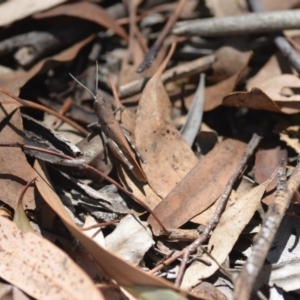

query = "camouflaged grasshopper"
[70,68,147,183]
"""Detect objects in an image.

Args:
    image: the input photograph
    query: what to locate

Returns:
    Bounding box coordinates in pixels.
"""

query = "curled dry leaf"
[148,139,246,235]
[135,71,198,199]
[204,48,252,111]
[33,1,128,41]
[0,216,104,300]
[0,103,35,210]
[182,176,274,288]
[224,74,300,114]
[34,160,201,299]
[0,0,67,27]
[0,35,94,100]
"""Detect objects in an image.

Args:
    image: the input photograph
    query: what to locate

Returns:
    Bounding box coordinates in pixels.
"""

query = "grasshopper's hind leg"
[122,131,147,164]
[108,139,134,170]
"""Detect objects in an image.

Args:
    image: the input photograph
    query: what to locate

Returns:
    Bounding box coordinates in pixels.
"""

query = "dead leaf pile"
[1,1,300,300]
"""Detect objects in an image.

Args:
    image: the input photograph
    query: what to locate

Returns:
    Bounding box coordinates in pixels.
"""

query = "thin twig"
[233,158,298,300]
[248,0,300,74]
[173,9,300,37]
[136,0,186,73]
[149,133,262,282]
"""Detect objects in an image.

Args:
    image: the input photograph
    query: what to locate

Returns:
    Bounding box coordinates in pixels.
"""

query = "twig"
[248,0,300,74]
[173,9,300,37]
[180,73,205,146]
[136,0,186,73]
[0,142,169,235]
[119,54,215,98]
[233,158,298,300]
[0,86,89,136]
[149,133,262,284]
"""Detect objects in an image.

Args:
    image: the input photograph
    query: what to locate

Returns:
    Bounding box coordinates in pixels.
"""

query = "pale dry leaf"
[82,215,105,248]
[263,258,300,292]
[182,177,273,288]
[105,214,154,266]
[135,73,198,199]
[206,0,248,17]
[0,0,67,27]
[34,160,199,299]
[0,216,104,300]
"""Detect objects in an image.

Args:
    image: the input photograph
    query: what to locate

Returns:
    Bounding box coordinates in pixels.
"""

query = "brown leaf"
[34,160,202,299]
[223,87,283,112]
[135,74,198,199]
[148,139,246,235]
[0,35,94,100]
[224,74,300,114]
[0,0,67,27]
[0,216,104,300]
[255,146,287,205]
[204,48,252,111]
[0,103,35,210]
[34,2,128,41]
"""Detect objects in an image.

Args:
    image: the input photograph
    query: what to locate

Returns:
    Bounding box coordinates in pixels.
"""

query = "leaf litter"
[1,1,300,299]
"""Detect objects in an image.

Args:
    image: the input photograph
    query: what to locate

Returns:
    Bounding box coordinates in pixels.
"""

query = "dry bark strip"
[233,161,300,300]
[148,138,246,235]
[173,9,300,36]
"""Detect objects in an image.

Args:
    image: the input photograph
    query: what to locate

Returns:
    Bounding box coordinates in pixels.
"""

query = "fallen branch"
[173,9,300,37]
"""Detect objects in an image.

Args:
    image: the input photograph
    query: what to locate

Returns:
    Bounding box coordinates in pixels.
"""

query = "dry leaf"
[117,164,162,210]
[0,216,104,300]
[0,103,35,210]
[34,160,200,299]
[34,2,128,41]
[224,74,300,114]
[280,125,300,153]
[0,0,67,27]
[148,139,246,235]
[105,214,154,266]
[204,48,252,111]
[255,146,287,205]
[182,176,273,288]
[135,72,198,199]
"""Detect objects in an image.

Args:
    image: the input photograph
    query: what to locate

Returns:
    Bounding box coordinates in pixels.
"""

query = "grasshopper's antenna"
[95,61,99,95]
[69,73,96,99]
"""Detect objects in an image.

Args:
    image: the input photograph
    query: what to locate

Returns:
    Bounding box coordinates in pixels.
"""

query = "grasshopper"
[70,68,147,183]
